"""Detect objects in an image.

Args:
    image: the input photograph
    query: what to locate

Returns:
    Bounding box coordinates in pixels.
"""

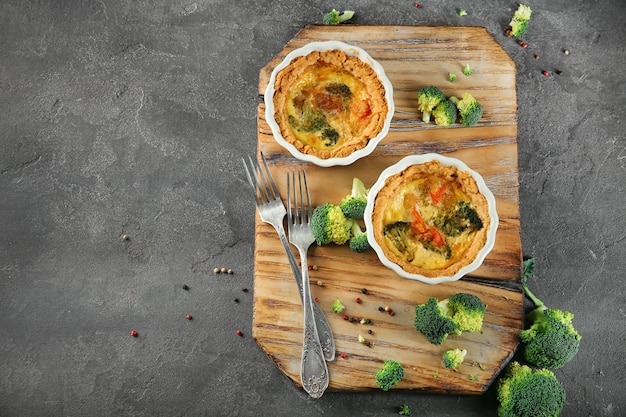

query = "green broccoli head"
[398,404,411,416]
[497,361,565,417]
[414,297,458,344]
[507,4,532,37]
[522,260,582,369]
[340,177,369,219]
[323,9,355,25]
[520,307,581,369]
[450,93,483,127]
[442,348,467,370]
[349,221,372,253]
[311,203,353,245]
[444,292,487,333]
[375,360,405,391]
[417,86,446,123]
[332,299,346,314]
[510,19,529,37]
[432,99,458,127]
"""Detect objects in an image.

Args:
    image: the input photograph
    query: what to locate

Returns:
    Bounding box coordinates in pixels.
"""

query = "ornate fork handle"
[296,244,329,398]
[274,222,335,362]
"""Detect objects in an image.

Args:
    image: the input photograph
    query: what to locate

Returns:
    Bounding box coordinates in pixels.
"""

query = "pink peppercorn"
[186,314,193,320]
[340,353,347,359]
[542,70,550,76]
[130,329,138,337]
[236,330,243,337]
[355,297,362,304]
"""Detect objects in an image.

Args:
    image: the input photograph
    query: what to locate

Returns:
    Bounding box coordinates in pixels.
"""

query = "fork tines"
[243,152,280,206]
[287,169,311,225]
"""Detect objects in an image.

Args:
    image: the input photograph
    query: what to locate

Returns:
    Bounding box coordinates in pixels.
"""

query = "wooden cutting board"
[252,25,524,394]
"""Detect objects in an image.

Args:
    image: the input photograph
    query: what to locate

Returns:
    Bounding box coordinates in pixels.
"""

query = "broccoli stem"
[523,284,547,314]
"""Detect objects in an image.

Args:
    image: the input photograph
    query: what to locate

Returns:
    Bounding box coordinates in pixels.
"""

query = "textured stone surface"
[1,1,624,416]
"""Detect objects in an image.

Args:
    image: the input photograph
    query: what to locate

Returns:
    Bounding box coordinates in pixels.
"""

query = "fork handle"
[275,224,335,362]
[297,247,329,398]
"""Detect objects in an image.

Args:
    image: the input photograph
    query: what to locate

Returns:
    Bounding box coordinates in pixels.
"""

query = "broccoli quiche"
[371,160,491,278]
[271,49,388,159]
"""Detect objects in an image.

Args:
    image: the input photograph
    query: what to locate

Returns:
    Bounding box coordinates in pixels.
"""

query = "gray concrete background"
[1,1,624,416]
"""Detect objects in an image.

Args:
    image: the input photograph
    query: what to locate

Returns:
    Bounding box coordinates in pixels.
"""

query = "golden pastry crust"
[371,161,491,278]
[272,49,388,159]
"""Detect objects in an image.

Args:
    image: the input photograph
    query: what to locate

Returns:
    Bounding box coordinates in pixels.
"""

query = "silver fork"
[287,169,329,399]
[242,152,335,363]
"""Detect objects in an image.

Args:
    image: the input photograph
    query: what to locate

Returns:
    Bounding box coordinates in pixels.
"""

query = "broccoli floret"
[442,348,467,370]
[413,297,458,345]
[496,361,565,417]
[458,9,467,17]
[449,93,483,127]
[288,106,328,133]
[435,201,483,236]
[449,72,457,82]
[443,292,486,333]
[398,404,411,415]
[463,64,473,76]
[323,9,355,25]
[349,221,372,253]
[383,221,415,259]
[340,177,369,219]
[432,99,458,127]
[507,4,532,37]
[320,127,339,147]
[375,360,405,391]
[520,258,582,369]
[332,299,345,314]
[311,203,352,245]
[417,86,446,123]
[415,293,486,344]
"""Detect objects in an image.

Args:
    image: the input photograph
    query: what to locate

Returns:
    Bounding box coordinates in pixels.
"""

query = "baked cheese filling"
[285,63,373,150]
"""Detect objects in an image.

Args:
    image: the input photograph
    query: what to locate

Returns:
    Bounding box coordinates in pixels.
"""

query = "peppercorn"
[317,280,324,287]
[563,49,569,55]
[556,70,564,76]
[542,70,550,76]
[387,309,395,316]
[361,288,368,294]
[355,297,362,304]
[378,306,385,312]
[182,284,189,290]
[343,315,349,321]
[314,297,319,303]
[220,267,227,273]
[242,287,248,292]
[534,54,540,60]
[234,298,239,303]
[121,234,129,241]
[186,314,193,320]
[213,268,220,274]
[414,3,421,8]
[340,352,347,359]
[130,329,138,337]
[519,42,528,48]
[227,269,233,274]
[312,265,319,271]
[236,330,243,337]
[368,329,373,334]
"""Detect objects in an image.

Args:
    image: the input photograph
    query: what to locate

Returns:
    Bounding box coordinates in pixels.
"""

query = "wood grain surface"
[252,25,524,394]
